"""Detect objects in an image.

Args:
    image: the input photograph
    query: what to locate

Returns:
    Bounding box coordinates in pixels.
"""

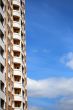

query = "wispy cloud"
[32,49,39,53]
[27,77,73,98]
[42,49,50,53]
[60,52,73,70]
[28,106,44,110]
[30,48,50,54]
[28,104,73,110]
[28,77,73,110]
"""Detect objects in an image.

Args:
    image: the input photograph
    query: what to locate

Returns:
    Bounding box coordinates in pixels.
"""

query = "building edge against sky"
[0,0,27,110]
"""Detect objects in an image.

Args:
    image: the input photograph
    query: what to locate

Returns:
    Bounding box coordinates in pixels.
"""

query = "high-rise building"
[0,0,27,110]
[0,0,5,109]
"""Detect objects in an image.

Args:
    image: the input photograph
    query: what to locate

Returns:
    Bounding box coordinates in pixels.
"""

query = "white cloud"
[27,77,73,98]
[59,96,73,105]
[27,77,73,110]
[28,102,73,110]
[60,52,73,70]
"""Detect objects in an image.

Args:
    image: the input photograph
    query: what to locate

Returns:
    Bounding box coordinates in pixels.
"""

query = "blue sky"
[26,0,73,110]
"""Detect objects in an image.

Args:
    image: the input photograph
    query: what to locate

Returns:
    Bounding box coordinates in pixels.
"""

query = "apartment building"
[0,0,5,109]
[0,0,27,110]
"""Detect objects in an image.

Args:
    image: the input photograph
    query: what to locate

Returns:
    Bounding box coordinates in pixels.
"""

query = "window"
[13,16,20,22]
[1,99,4,109]
[13,4,19,10]
[14,39,20,45]
[0,81,4,92]
[0,46,4,57]
[13,27,20,33]
[0,63,4,73]
[0,0,4,9]
[15,101,21,107]
[0,14,4,25]
[0,30,4,41]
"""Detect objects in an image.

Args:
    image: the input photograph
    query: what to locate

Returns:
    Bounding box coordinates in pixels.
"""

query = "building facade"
[0,0,5,109]
[0,0,27,110]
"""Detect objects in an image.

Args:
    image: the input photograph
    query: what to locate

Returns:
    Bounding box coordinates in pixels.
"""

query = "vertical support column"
[5,0,13,109]
[5,0,8,109]
[10,1,14,109]
[22,0,28,110]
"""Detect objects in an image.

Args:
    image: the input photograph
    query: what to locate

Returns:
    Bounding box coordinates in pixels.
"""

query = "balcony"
[22,84,24,90]
[24,74,27,79]
[24,40,26,46]
[14,69,21,76]
[13,57,21,64]
[22,51,26,58]
[25,85,27,90]
[22,73,24,78]
[14,94,22,101]
[24,51,26,56]
[13,0,20,6]
[22,62,26,67]
[0,55,4,66]
[21,16,25,24]
[13,44,20,52]
[13,33,20,40]
[25,96,27,101]
[0,91,5,101]
[14,82,22,88]
[14,106,22,110]
[21,27,24,33]
[0,6,4,17]
[25,63,26,67]
[0,71,5,83]
[13,10,20,17]
[0,22,4,33]
[22,61,24,68]
[0,38,4,50]
[13,21,20,29]
[22,97,25,103]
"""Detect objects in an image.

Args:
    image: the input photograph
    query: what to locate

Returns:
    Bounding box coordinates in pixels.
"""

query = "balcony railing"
[13,0,20,6]
[13,44,20,51]
[13,10,20,17]
[0,22,4,33]
[13,21,20,28]
[13,32,20,40]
